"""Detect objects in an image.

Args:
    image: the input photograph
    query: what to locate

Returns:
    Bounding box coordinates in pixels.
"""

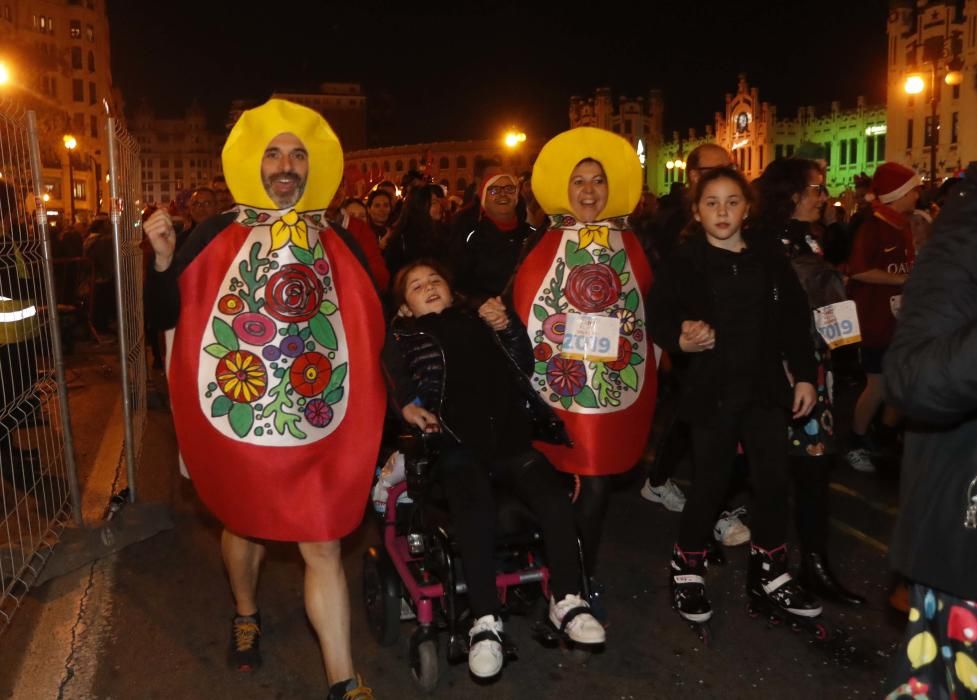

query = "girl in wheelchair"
[382,258,606,680]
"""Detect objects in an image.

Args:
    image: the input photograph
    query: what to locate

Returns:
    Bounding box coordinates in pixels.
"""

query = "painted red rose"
[564,263,622,313]
[264,264,324,323]
[534,343,553,361]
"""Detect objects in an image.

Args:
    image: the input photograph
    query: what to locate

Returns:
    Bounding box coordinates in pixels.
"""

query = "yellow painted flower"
[216,350,268,403]
[578,224,610,250]
[270,209,309,251]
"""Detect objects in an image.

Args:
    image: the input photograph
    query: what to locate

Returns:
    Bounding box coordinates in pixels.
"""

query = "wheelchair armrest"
[398,430,441,499]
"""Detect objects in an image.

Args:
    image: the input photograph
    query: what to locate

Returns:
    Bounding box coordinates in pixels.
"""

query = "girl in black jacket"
[647,166,823,628]
[754,158,865,607]
[383,259,604,681]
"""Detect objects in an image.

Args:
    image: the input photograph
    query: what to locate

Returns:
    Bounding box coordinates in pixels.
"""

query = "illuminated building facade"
[653,75,888,196]
[131,101,223,206]
[886,0,977,183]
[0,0,120,224]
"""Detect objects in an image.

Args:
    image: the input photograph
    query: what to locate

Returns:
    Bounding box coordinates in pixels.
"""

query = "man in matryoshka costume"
[144,99,382,699]
[512,127,657,603]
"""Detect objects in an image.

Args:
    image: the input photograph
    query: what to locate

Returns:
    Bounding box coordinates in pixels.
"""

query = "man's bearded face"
[261,132,309,208]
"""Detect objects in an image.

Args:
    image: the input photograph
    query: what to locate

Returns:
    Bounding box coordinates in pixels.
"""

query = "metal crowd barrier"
[0,106,81,634]
[107,116,146,502]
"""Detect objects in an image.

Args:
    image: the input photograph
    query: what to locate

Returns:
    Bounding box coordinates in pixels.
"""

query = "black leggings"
[437,445,581,618]
[791,455,831,554]
[679,404,790,552]
[573,475,609,576]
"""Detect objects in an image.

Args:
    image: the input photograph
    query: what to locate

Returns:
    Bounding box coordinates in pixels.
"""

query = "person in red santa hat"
[845,162,919,474]
[450,172,537,304]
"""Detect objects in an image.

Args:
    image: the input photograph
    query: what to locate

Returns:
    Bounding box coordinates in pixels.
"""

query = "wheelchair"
[362,432,595,693]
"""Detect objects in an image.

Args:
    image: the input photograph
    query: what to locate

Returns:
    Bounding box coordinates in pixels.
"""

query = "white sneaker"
[548,594,606,644]
[640,478,686,512]
[713,507,751,546]
[846,447,876,473]
[468,614,504,678]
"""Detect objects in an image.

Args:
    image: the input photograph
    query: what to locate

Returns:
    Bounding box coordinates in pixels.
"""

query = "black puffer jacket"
[382,308,570,447]
[646,229,816,424]
[883,164,977,600]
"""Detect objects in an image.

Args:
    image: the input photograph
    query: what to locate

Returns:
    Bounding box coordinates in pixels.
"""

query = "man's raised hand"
[143,209,177,272]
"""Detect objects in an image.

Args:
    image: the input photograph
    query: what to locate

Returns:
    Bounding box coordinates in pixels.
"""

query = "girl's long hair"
[753,158,820,230]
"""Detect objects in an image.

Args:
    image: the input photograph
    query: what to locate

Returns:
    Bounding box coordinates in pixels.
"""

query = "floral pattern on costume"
[197,207,349,444]
[526,216,647,413]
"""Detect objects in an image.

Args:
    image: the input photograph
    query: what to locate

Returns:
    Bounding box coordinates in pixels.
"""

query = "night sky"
[107,0,892,146]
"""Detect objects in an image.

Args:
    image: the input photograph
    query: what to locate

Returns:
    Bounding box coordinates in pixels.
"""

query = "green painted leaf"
[211,395,233,417]
[533,304,549,322]
[620,365,639,391]
[300,327,312,340]
[624,289,639,312]
[629,352,645,366]
[290,245,315,265]
[313,240,325,260]
[320,300,338,316]
[229,403,254,437]
[609,249,627,274]
[564,240,594,268]
[559,396,573,410]
[574,385,599,408]
[619,272,631,286]
[204,343,230,359]
[324,387,344,405]
[309,313,338,350]
[534,361,548,376]
[287,323,299,336]
[323,362,348,397]
[212,317,239,352]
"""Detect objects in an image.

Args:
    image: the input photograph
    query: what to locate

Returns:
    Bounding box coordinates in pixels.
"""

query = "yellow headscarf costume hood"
[222,98,344,212]
[531,127,642,221]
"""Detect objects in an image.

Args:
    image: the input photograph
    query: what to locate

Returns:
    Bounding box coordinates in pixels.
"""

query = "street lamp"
[0,61,10,86]
[504,130,527,149]
[904,59,964,190]
[63,134,77,224]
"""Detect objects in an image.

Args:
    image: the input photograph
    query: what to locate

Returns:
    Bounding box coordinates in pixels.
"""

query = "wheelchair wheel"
[362,546,401,647]
[409,635,440,694]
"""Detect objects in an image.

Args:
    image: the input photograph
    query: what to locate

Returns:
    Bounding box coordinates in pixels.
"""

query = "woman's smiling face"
[568,160,608,222]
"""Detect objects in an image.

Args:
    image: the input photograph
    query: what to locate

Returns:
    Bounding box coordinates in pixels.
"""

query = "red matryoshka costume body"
[512,128,656,476]
[165,100,385,542]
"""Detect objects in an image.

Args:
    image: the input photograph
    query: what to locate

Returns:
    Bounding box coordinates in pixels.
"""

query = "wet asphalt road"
[2,365,905,699]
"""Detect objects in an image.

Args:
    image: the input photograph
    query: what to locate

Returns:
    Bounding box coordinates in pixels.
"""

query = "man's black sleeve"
[144,212,237,330]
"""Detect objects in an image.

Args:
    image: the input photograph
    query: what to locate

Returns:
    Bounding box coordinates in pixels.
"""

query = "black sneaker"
[229,613,261,671]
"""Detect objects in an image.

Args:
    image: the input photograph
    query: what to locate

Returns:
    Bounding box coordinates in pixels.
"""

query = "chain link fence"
[0,104,81,634]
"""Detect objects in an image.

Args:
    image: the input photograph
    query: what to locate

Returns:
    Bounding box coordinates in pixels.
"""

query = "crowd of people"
[130,97,975,699]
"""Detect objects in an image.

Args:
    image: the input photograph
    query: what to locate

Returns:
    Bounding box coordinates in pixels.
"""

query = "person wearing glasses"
[753,158,865,607]
[450,173,535,303]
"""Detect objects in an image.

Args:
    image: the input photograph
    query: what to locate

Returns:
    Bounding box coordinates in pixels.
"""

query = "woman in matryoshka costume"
[145,99,383,697]
[512,127,657,592]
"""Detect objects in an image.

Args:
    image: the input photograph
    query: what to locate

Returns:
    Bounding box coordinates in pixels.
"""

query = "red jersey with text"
[847,208,914,348]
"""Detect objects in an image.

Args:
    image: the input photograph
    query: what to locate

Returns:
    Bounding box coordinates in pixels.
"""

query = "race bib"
[561,313,621,362]
[813,300,861,349]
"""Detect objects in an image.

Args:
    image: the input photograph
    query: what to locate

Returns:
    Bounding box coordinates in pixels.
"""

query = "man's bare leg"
[298,539,354,686]
[221,529,266,615]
